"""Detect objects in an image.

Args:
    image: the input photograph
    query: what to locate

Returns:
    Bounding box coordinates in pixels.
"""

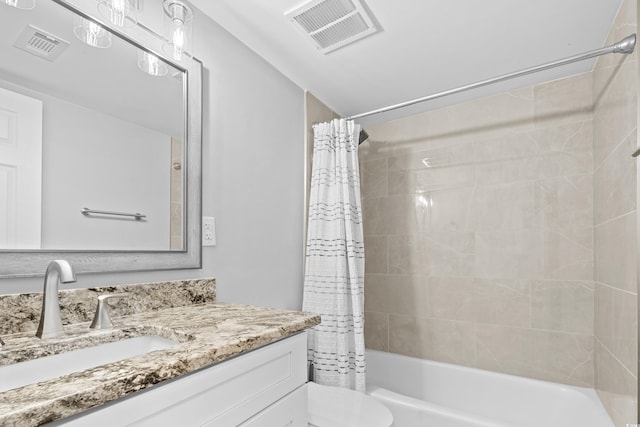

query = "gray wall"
[0,2,305,311]
[41,96,171,250]
[0,80,172,251]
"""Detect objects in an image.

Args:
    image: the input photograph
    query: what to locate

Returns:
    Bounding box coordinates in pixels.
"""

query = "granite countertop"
[0,301,320,426]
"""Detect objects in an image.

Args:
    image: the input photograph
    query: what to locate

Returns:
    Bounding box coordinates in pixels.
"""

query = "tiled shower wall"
[362,73,597,387]
[361,1,637,422]
[593,0,638,424]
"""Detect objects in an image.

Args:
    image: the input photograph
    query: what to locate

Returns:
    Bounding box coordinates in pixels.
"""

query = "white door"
[0,86,43,249]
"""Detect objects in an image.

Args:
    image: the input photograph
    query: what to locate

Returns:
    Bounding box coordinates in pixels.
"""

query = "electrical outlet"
[202,216,216,246]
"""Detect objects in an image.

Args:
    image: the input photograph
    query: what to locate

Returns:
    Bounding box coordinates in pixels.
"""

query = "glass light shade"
[162,0,192,61]
[137,50,168,77]
[97,0,138,28]
[3,0,35,9]
[73,16,112,49]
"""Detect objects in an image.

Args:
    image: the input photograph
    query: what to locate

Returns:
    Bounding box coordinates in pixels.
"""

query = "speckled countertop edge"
[0,302,320,426]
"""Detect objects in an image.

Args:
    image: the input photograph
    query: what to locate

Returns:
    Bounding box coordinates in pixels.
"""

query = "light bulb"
[170,18,185,59]
[73,16,112,48]
[98,0,138,28]
[110,0,127,27]
[87,22,101,45]
[162,0,192,61]
[137,50,168,77]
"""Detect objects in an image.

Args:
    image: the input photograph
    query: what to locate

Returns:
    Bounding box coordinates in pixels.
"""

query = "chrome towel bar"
[81,208,146,220]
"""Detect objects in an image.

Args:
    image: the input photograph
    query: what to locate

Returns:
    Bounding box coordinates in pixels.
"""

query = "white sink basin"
[0,335,176,393]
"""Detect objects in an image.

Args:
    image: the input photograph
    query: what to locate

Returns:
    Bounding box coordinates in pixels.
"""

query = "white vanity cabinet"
[57,332,309,427]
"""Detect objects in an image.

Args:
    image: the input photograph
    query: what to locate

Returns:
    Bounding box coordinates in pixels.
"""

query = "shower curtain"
[303,118,366,392]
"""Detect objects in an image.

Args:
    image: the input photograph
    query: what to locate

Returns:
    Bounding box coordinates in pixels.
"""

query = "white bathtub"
[365,350,614,427]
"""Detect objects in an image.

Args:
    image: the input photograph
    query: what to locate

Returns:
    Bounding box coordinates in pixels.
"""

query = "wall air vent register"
[13,25,70,61]
[285,0,378,54]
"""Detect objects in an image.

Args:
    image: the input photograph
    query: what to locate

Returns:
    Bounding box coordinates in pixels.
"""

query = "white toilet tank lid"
[307,382,393,427]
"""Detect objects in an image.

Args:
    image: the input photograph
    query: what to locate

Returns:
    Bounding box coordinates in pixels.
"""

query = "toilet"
[306,381,394,427]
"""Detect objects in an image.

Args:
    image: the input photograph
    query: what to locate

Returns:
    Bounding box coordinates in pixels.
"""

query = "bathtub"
[365,350,614,427]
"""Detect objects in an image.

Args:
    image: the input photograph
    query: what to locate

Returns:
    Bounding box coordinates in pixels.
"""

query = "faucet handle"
[89,293,129,330]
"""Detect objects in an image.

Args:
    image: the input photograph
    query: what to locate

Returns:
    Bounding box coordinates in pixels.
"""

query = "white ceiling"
[1,0,184,136]
[191,0,624,124]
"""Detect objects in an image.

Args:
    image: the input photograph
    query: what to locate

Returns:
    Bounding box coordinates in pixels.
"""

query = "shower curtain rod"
[347,34,637,121]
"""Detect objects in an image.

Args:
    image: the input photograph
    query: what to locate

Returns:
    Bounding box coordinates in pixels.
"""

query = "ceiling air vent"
[13,25,70,62]
[285,0,378,54]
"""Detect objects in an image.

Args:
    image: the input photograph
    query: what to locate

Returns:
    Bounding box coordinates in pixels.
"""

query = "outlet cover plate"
[202,216,216,246]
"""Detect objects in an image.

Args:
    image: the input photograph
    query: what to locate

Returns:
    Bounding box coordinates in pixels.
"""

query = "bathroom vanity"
[0,279,319,426]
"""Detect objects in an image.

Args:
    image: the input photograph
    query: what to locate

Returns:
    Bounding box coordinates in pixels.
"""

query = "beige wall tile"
[388,140,476,171]
[538,174,593,231]
[387,232,475,277]
[595,341,638,426]
[364,274,429,317]
[387,236,429,276]
[362,194,432,236]
[593,106,636,172]
[594,59,637,169]
[533,120,593,179]
[427,277,475,322]
[477,324,594,387]
[475,229,543,279]
[361,196,388,236]
[595,283,638,376]
[428,187,474,232]
[594,57,637,115]
[533,73,593,129]
[591,1,639,419]
[595,212,637,293]
[427,87,534,145]
[474,156,540,186]
[474,279,531,328]
[364,311,389,351]
[467,182,538,231]
[473,132,540,163]
[388,165,475,195]
[360,158,388,199]
[531,280,594,334]
[543,229,593,281]
[170,236,182,250]
[424,232,475,277]
[594,131,637,224]
[389,315,476,367]
[366,111,432,144]
[364,235,388,274]
[473,131,540,185]
[359,137,392,161]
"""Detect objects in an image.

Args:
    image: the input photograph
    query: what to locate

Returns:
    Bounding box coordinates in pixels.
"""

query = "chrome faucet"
[35,260,76,339]
[90,293,129,329]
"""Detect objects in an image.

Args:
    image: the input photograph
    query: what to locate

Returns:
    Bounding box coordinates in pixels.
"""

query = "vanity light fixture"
[3,0,35,10]
[162,0,193,61]
[97,0,139,28]
[73,15,112,48]
[137,50,168,76]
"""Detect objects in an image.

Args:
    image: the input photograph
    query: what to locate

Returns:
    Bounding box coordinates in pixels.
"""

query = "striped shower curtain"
[303,118,366,392]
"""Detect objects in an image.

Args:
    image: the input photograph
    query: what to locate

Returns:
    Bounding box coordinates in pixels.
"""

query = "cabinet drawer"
[233,384,307,427]
[58,332,308,427]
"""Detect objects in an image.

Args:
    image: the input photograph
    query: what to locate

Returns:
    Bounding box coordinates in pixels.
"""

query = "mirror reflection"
[0,0,185,251]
